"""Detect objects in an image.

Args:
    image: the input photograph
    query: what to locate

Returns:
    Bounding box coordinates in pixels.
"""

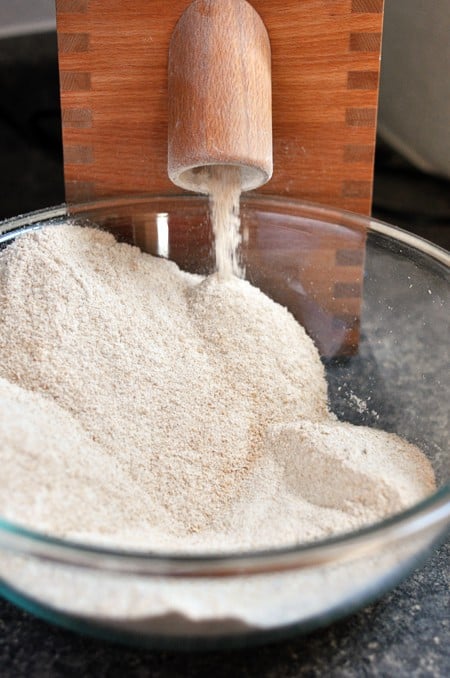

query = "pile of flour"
[0,223,435,552]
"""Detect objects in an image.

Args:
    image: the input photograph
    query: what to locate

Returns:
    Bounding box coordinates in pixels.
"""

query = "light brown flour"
[0,224,435,552]
[206,165,243,279]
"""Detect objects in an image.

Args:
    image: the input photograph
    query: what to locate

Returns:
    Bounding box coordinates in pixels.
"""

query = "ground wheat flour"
[0,214,435,552]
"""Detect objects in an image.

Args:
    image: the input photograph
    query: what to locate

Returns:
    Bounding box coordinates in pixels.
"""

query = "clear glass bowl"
[0,195,448,650]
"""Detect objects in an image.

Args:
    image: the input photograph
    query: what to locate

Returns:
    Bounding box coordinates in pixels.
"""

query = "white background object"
[0,0,55,39]
[378,0,450,179]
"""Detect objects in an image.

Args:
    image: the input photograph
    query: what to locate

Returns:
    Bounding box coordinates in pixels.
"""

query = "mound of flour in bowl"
[0,225,435,551]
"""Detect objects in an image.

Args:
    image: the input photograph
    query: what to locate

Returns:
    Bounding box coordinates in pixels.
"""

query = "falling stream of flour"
[205,165,244,279]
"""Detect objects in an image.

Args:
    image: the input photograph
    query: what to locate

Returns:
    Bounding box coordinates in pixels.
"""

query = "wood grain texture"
[347,70,379,89]
[56,0,384,214]
[58,33,90,53]
[351,0,383,12]
[350,32,382,51]
[168,0,272,192]
[62,107,92,128]
[56,0,88,12]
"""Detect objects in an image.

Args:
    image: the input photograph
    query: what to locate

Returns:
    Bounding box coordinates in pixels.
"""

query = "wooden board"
[56,0,383,213]
[55,0,384,357]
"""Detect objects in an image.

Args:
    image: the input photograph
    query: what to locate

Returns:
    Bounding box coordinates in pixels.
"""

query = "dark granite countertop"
[0,542,448,677]
[0,32,449,678]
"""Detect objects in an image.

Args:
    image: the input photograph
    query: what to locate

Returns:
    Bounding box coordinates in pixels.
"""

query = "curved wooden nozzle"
[168,0,272,193]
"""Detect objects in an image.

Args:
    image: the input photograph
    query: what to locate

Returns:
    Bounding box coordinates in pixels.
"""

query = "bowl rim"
[0,196,448,577]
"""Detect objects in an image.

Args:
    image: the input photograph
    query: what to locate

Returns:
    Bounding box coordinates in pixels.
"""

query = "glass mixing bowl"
[0,196,448,650]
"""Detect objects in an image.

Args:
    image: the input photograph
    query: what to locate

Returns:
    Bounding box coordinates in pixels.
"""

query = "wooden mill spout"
[167,0,273,193]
